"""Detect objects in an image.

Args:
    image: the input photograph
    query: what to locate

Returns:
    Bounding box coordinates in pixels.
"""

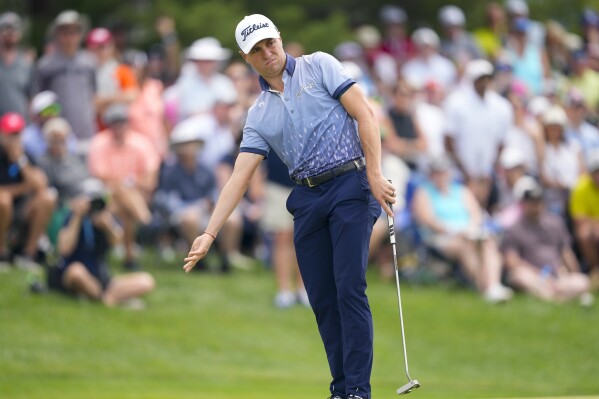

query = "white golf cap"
[411,28,440,48]
[379,5,407,25]
[187,37,231,61]
[500,147,526,170]
[235,14,280,55]
[465,59,494,81]
[528,95,551,117]
[54,10,82,27]
[438,5,466,27]
[506,0,529,16]
[170,115,214,146]
[541,105,568,127]
[42,117,72,137]
[31,91,58,115]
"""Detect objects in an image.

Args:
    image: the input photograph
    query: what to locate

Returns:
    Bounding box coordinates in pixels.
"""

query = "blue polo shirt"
[240,52,362,181]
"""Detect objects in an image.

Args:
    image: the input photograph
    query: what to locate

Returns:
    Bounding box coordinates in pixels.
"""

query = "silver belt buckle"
[306,177,316,187]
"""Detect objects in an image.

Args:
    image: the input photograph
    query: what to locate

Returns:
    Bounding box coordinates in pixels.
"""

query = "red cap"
[0,112,26,135]
[86,28,113,48]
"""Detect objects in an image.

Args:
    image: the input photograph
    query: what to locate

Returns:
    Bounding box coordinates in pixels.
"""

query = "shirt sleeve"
[239,124,270,158]
[314,52,356,99]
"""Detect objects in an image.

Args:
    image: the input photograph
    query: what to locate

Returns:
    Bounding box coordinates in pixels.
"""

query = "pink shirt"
[88,128,160,185]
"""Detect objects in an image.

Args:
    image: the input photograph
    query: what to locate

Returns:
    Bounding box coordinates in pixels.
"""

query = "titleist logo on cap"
[240,22,269,41]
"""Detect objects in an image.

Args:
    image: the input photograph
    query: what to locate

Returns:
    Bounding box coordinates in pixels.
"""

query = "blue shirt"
[240,52,362,180]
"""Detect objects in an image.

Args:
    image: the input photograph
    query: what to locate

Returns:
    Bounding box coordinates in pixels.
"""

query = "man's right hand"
[70,197,91,217]
[183,233,214,273]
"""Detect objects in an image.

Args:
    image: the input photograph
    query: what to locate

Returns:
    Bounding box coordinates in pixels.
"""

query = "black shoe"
[124,259,141,271]
[327,396,344,399]
[347,395,365,399]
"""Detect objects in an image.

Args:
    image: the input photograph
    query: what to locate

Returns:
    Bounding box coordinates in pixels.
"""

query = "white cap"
[187,37,231,61]
[235,14,280,55]
[438,5,466,27]
[355,25,382,49]
[541,105,568,127]
[528,96,551,117]
[513,176,542,201]
[465,59,494,81]
[31,91,58,115]
[506,0,529,16]
[170,115,214,146]
[500,147,526,170]
[42,117,72,138]
[379,5,407,25]
[54,10,82,27]
[411,28,440,48]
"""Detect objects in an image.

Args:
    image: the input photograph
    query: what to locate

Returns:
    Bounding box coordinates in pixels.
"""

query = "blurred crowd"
[1,0,599,308]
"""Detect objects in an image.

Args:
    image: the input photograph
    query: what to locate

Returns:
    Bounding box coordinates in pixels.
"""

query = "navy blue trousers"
[286,169,381,399]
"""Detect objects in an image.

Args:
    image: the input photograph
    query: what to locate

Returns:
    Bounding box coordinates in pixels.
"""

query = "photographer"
[49,178,155,308]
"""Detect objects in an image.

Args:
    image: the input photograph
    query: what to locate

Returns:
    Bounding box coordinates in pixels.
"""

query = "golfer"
[184,14,395,399]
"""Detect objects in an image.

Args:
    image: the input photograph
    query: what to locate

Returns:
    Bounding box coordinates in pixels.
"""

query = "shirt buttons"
[290,110,294,114]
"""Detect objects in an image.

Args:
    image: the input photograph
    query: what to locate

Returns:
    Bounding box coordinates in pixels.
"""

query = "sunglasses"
[39,104,62,118]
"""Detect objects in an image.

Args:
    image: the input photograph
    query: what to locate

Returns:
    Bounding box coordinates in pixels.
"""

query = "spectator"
[333,41,377,97]
[564,89,599,160]
[86,27,139,120]
[33,10,97,153]
[384,80,427,170]
[502,179,592,304]
[411,155,513,303]
[167,37,235,123]
[88,104,159,270]
[37,117,88,204]
[505,0,546,47]
[414,80,447,169]
[544,20,573,75]
[0,112,56,270]
[22,91,78,160]
[569,151,599,287]
[49,178,155,309]
[501,17,551,96]
[567,51,599,112]
[0,12,32,119]
[355,24,398,90]
[402,27,457,90]
[259,153,309,308]
[538,105,584,216]
[127,50,168,159]
[504,81,543,176]
[224,61,259,119]
[438,5,483,69]
[492,147,531,229]
[153,15,181,86]
[473,2,507,60]
[154,121,236,272]
[378,5,415,66]
[444,59,513,209]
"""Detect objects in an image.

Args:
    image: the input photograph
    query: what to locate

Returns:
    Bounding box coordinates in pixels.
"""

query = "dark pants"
[286,169,380,399]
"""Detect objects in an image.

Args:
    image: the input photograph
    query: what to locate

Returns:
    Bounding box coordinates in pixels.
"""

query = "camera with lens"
[88,195,107,214]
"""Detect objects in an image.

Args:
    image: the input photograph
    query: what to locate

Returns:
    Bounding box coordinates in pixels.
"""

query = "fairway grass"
[1,256,598,399]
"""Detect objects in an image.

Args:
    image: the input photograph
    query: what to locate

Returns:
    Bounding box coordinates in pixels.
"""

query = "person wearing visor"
[183,14,395,399]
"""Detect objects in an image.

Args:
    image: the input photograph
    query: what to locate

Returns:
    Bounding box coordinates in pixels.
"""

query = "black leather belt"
[295,157,365,187]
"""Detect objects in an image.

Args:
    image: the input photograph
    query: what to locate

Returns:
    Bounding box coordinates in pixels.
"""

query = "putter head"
[396,380,420,395]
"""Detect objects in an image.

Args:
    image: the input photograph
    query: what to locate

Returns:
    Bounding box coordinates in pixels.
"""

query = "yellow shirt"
[570,175,599,219]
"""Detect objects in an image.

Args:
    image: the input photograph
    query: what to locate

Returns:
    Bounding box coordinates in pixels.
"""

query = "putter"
[386,191,420,395]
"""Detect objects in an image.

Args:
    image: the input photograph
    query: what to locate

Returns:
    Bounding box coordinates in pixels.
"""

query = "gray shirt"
[33,50,97,140]
[0,50,32,118]
[38,153,89,204]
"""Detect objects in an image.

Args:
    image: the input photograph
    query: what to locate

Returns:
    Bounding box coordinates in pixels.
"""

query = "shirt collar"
[258,53,296,92]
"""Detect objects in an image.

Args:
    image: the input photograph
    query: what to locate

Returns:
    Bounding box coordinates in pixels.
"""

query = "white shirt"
[415,101,445,170]
[444,87,514,178]
[504,116,539,175]
[401,54,457,89]
[542,141,581,189]
[175,70,236,121]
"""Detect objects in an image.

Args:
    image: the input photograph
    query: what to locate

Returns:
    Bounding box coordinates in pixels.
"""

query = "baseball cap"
[541,105,568,127]
[235,14,280,55]
[0,112,26,135]
[438,5,466,27]
[586,150,599,173]
[512,17,530,33]
[500,147,526,170]
[581,9,599,27]
[379,5,407,25]
[411,28,440,48]
[516,178,544,201]
[333,41,363,61]
[506,0,529,16]
[42,117,72,137]
[86,27,113,48]
[102,103,129,125]
[0,12,22,31]
[54,10,82,28]
[170,115,214,146]
[31,91,61,116]
[465,59,494,81]
[187,37,231,61]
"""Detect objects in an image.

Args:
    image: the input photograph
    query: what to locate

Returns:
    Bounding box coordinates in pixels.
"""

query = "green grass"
[1,254,599,399]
